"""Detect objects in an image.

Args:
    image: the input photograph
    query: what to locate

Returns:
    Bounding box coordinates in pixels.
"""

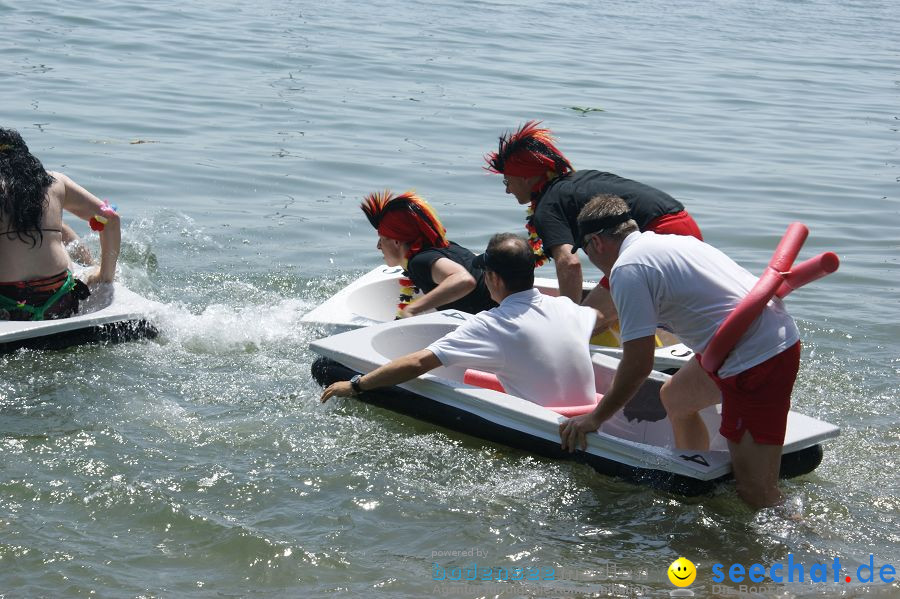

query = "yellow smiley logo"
[667,557,697,587]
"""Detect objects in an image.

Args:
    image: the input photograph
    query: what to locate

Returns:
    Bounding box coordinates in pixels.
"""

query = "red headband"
[502,155,556,179]
[362,190,449,258]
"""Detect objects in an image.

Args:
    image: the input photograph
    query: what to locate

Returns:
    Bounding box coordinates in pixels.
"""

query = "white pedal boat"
[303,265,695,372]
[0,282,158,353]
[310,311,840,495]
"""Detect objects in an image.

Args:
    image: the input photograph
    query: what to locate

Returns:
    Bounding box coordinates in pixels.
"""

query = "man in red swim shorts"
[559,194,802,509]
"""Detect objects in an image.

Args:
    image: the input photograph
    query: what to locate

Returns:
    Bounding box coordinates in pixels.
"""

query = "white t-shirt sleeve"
[426,316,505,371]
[610,263,661,342]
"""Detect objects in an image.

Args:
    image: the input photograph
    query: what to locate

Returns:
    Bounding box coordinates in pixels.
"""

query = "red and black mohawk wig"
[361,190,449,257]
[484,120,573,179]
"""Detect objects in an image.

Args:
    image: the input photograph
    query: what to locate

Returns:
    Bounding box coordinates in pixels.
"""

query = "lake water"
[1,0,898,597]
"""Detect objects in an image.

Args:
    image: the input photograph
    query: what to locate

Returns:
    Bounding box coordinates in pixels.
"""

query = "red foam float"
[776,252,840,298]
[463,369,600,417]
[700,223,839,374]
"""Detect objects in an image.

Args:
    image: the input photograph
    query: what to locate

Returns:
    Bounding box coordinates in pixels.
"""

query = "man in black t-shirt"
[484,121,703,332]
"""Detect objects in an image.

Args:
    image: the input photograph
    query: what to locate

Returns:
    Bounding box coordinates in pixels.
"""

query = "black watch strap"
[350,374,363,394]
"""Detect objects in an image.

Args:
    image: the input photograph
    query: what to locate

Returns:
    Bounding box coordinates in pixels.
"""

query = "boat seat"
[463,369,601,417]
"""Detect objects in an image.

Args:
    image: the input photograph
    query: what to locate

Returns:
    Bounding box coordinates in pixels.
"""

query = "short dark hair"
[482,233,535,293]
[576,194,638,244]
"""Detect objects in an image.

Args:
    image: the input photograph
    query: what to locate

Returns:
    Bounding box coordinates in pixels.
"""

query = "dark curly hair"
[0,128,55,247]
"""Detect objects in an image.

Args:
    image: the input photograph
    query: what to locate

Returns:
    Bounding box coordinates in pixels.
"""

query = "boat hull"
[312,356,824,496]
[0,282,158,354]
[309,311,838,496]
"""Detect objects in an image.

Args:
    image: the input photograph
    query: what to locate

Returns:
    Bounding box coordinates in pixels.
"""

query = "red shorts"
[645,210,703,241]
[701,341,802,445]
[599,210,703,289]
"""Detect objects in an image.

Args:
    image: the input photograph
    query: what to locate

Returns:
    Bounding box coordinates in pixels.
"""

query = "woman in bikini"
[0,127,120,321]
[361,190,496,318]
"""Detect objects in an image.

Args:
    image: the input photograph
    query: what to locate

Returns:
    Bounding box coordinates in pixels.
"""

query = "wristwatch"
[349,374,364,395]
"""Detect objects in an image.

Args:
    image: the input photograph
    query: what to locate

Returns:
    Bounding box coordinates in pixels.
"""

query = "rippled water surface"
[2,0,898,597]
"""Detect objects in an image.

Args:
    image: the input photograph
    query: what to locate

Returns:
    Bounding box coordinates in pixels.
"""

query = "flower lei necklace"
[525,202,548,268]
[396,272,419,319]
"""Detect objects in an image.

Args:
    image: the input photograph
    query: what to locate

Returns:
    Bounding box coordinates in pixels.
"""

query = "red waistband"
[0,270,70,293]
[645,210,703,241]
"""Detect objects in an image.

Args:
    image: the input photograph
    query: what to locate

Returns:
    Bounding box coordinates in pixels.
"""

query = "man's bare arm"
[321,349,442,402]
[550,243,583,303]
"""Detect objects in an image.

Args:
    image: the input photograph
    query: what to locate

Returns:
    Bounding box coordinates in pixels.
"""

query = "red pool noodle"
[769,222,809,272]
[463,369,505,392]
[701,223,819,374]
[776,252,840,298]
[463,369,600,417]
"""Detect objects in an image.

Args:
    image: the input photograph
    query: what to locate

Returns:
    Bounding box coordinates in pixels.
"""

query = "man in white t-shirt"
[320,233,600,409]
[559,194,802,509]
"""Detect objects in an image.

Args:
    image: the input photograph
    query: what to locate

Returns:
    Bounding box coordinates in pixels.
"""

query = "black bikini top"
[1,228,62,236]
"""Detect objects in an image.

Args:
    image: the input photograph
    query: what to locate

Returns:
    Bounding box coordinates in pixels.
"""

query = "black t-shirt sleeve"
[405,243,496,313]
[533,199,575,251]
[406,249,441,292]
